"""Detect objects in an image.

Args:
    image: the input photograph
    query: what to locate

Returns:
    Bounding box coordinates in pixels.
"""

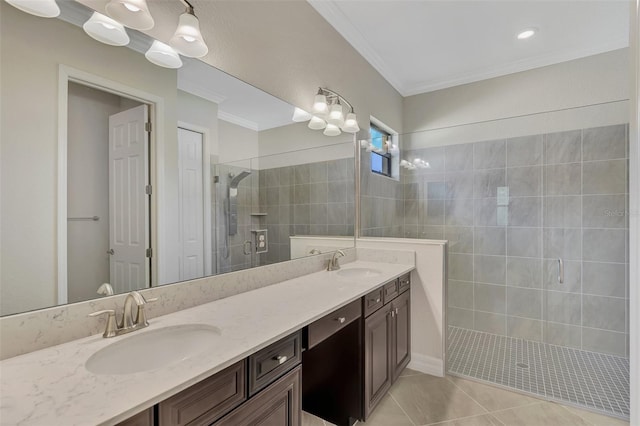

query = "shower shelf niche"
[250,213,267,216]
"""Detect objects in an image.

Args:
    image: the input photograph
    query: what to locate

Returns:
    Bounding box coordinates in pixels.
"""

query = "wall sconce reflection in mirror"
[4,0,209,69]
[292,88,360,136]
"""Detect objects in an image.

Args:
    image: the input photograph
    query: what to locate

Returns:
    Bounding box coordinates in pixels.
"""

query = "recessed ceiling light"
[517,28,537,40]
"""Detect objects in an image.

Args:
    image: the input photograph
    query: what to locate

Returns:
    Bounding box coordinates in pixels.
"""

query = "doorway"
[66,82,151,302]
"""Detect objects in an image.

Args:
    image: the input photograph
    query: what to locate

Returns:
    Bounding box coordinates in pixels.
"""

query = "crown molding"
[218,111,259,131]
[308,0,628,98]
[307,0,407,96]
[403,39,630,96]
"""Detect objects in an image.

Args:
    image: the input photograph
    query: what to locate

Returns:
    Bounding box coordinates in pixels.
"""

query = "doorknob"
[107,249,114,255]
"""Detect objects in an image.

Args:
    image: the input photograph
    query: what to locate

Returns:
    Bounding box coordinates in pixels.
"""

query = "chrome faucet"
[89,291,157,338]
[327,249,345,271]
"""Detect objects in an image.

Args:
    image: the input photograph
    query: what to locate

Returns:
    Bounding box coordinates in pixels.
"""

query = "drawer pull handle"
[336,317,346,324]
[273,355,288,364]
[395,308,399,315]
[370,297,381,304]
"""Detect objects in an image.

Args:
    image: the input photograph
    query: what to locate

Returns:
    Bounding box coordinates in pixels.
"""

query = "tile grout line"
[444,375,491,415]
[386,387,418,426]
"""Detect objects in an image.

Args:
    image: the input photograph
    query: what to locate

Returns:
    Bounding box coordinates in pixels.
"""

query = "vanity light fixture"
[292,107,312,122]
[5,0,60,17]
[323,123,341,137]
[297,87,360,136]
[83,12,130,46]
[105,0,154,30]
[517,27,537,40]
[145,40,183,69]
[169,0,208,58]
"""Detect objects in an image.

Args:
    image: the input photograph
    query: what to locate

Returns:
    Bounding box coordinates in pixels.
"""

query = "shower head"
[229,170,251,189]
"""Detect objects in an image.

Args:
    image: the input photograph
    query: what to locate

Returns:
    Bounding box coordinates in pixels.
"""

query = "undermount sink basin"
[336,267,382,279]
[85,324,221,375]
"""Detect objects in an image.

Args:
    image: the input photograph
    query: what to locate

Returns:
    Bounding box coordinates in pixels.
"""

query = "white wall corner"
[408,353,445,377]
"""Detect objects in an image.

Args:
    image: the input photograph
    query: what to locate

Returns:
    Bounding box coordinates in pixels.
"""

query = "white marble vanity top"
[0,260,414,426]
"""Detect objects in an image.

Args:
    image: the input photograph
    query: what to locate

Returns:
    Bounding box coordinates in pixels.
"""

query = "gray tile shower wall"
[258,158,355,264]
[403,124,629,357]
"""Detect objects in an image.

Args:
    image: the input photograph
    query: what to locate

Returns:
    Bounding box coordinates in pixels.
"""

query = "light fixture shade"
[83,12,130,46]
[145,40,182,69]
[105,0,154,30]
[308,116,327,130]
[341,112,360,133]
[170,12,208,58]
[312,93,328,116]
[323,123,341,137]
[292,107,312,122]
[5,0,59,17]
[327,103,344,126]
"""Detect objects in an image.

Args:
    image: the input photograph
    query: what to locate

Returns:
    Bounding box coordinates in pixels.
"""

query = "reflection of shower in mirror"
[223,170,252,258]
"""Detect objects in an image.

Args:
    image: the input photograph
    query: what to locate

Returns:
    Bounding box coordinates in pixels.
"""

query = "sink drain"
[516,363,529,369]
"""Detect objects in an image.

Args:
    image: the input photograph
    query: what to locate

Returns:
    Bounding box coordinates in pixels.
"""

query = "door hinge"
[146,248,153,258]
[145,122,152,132]
[145,185,152,195]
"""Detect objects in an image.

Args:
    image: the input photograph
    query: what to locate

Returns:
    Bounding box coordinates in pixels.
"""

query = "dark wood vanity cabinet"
[363,273,411,420]
[214,366,301,426]
[363,302,393,418]
[391,290,411,382]
[158,360,246,426]
[118,331,302,426]
[117,272,412,426]
[117,408,154,426]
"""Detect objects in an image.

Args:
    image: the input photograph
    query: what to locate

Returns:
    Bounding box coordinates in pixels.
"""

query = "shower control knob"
[107,249,115,255]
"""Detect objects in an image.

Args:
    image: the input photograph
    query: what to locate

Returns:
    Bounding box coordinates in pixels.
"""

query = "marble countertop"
[0,260,414,426]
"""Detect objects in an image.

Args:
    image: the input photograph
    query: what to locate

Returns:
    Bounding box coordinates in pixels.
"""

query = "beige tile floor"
[302,369,630,426]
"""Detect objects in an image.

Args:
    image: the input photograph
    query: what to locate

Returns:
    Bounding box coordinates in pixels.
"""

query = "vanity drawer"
[383,279,399,304]
[398,272,411,294]
[306,299,361,350]
[249,331,301,396]
[363,286,384,317]
[158,360,246,426]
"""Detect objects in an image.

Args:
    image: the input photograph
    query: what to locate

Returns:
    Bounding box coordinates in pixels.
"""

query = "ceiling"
[308,0,630,97]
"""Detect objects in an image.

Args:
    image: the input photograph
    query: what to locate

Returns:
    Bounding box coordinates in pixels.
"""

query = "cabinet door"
[364,303,392,419]
[215,366,301,426]
[116,408,153,426]
[159,360,246,426]
[391,291,411,382]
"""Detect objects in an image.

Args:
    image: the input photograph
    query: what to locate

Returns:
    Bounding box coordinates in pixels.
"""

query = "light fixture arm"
[178,0,195,14]
[318,87,356,114]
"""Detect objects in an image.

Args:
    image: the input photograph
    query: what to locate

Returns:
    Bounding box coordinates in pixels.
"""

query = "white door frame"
[178,122,213,277]
[57,65,165,304]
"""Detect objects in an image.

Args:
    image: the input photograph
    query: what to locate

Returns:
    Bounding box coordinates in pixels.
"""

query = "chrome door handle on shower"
[557,258,564,284]
[243,241,252,255]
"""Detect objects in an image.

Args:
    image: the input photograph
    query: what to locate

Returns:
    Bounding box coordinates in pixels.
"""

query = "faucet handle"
[88,309,118,338]
[135,295,158,328]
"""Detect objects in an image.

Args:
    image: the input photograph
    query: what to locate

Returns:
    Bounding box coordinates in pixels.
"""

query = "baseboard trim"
[407,353,444,377]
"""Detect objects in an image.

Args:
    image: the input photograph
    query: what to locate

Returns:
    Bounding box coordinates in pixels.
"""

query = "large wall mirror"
[0,0,355,316]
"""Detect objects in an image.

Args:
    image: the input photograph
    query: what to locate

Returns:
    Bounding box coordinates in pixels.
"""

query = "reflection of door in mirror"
[177,127,206,281]
[66,83,150,303]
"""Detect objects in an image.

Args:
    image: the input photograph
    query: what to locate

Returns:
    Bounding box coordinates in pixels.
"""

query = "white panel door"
[178,128,204,280]
[109,105,149,294]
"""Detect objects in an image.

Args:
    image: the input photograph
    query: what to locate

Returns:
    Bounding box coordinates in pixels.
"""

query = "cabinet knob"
[273,355,288,365]
[336,317,346,324]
